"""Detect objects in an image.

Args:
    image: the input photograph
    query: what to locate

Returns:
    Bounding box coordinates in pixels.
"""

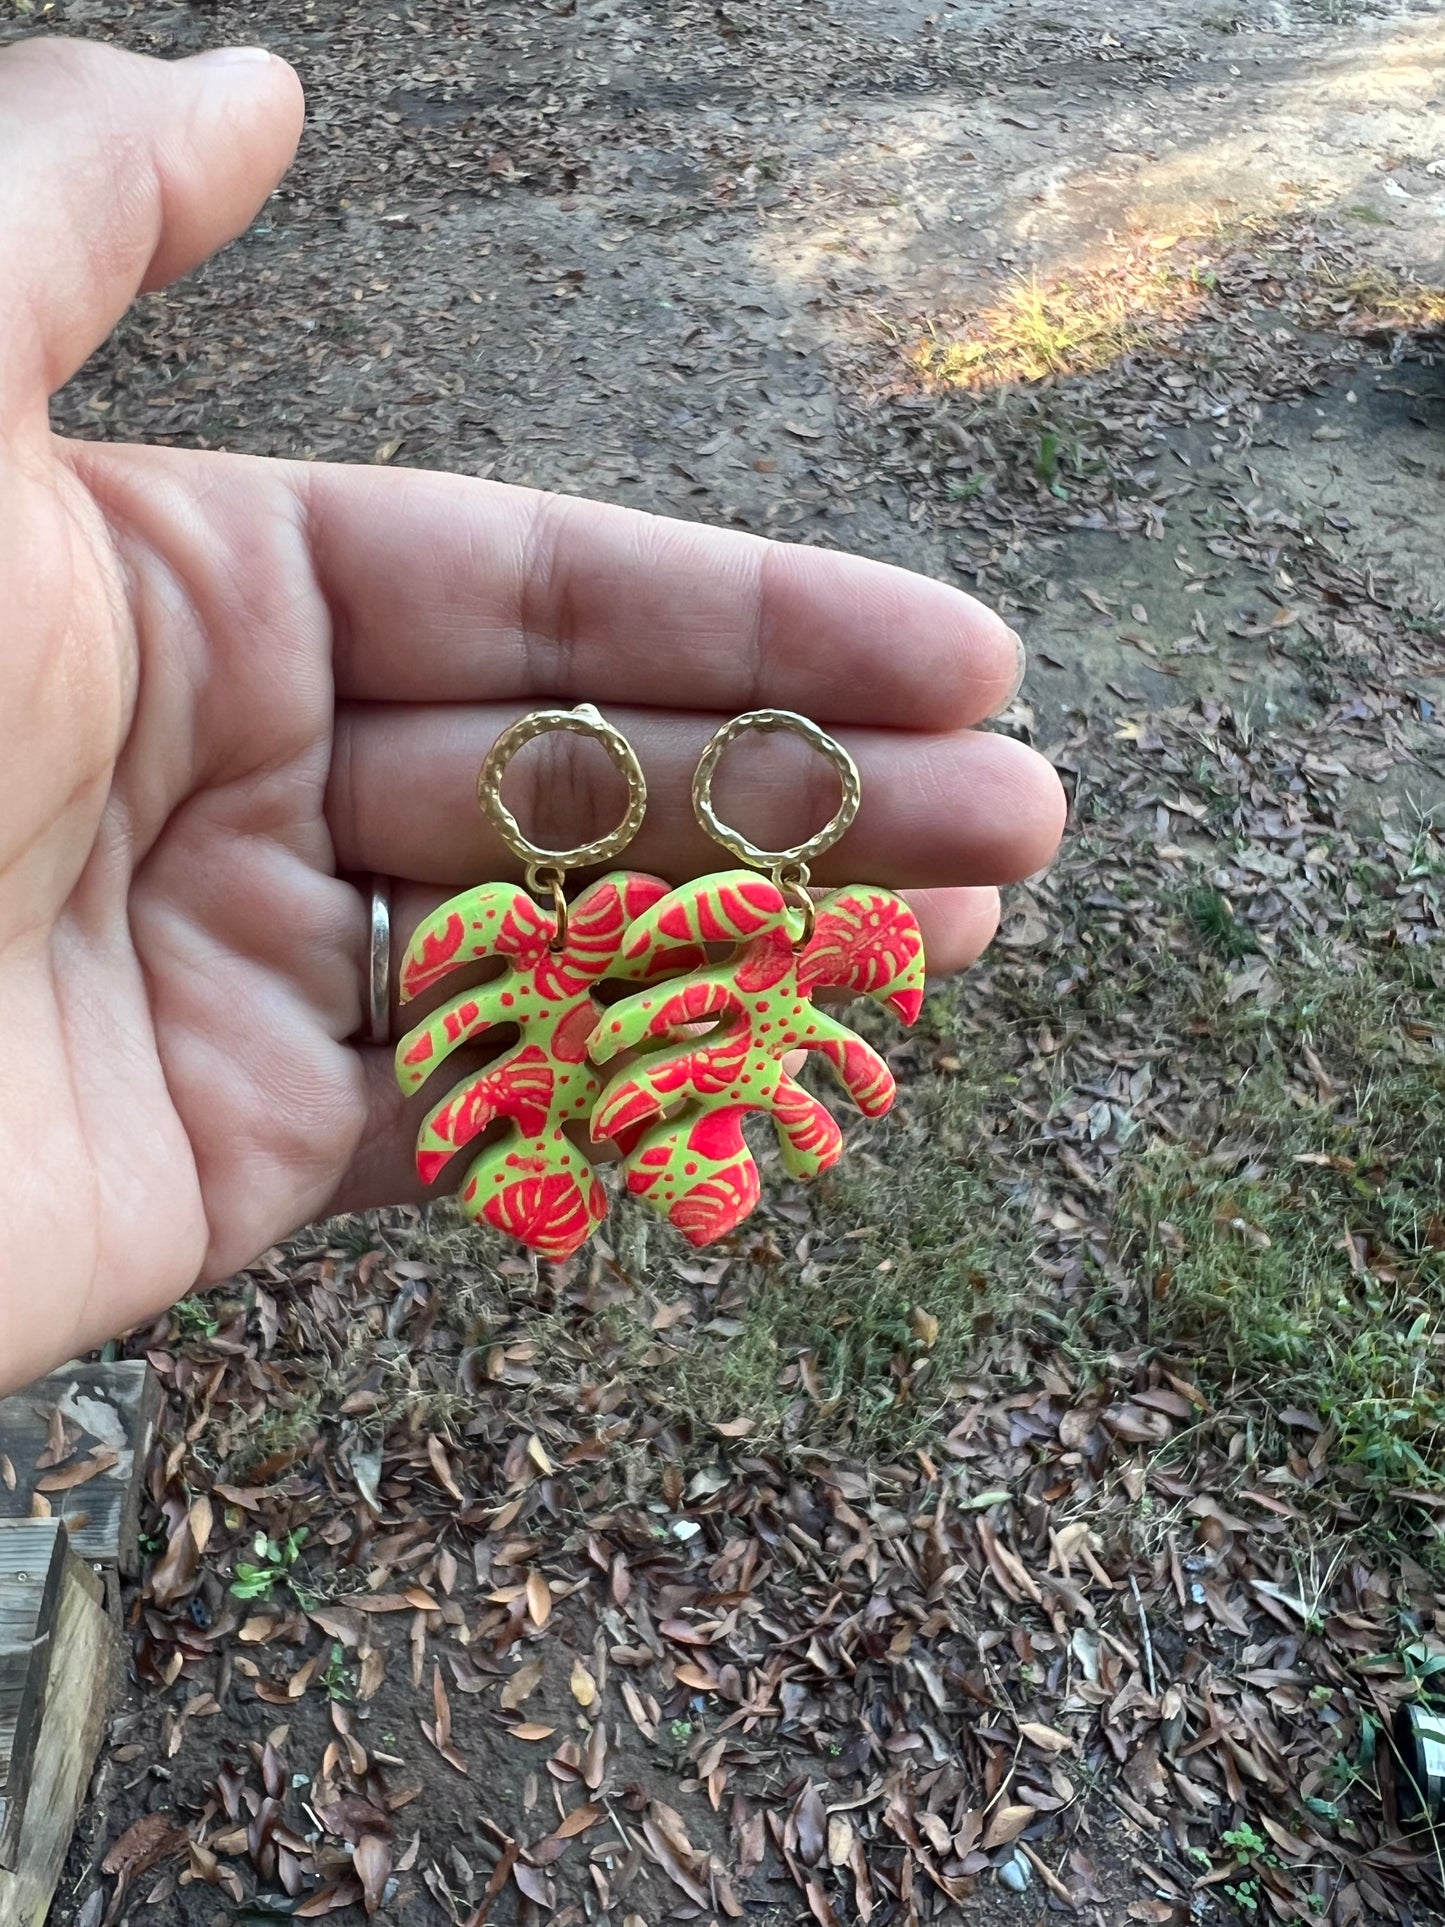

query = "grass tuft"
[1116,951,1445,1498]
[909,258,1206,390]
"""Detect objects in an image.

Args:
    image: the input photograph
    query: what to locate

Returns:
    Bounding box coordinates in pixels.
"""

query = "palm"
[11,439,364,1377]
[0,37,1064,1392]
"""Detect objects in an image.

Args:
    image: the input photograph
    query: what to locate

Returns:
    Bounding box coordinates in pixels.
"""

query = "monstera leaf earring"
[589,709,926,1248]
[393,705,702,1261]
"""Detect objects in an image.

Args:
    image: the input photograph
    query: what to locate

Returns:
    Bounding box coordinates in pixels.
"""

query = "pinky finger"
[903,885,1002,978]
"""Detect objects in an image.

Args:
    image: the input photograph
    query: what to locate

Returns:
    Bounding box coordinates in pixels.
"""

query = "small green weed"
[1220,1822,1281,1916]
[1222,1824,1269,1859]
[946,475,984,501]
[172,1296,220,1339]
[320,1642,353,1701]
[1186,886,1256,960]
[231,1526,309,1603]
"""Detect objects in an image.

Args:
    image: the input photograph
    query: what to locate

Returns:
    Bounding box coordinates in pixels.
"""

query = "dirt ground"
[38,0,1445,788]
[7,0,1444,1920]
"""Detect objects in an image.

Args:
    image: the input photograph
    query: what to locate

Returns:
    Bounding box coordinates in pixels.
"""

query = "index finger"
[300,466,1024,730]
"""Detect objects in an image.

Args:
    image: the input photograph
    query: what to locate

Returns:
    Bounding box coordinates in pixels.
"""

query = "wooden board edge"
[0,1518,69,1865]
[0,1361,161,1578]
[0,1546,113,1927]
[0,1520,70,1874]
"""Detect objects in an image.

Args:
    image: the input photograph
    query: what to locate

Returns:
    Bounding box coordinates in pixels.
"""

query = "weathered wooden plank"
[0,1520,68,1872]
[0,1546,109,1925]
[0,1361,159,1574]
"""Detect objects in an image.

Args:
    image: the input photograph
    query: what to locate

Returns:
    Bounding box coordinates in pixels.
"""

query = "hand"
[0,36,1065,1393]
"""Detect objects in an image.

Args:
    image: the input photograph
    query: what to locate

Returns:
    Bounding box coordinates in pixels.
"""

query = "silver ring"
[367,876,392,1047]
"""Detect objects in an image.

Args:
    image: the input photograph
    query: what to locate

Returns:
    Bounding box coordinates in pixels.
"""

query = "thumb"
[0,37,304,419]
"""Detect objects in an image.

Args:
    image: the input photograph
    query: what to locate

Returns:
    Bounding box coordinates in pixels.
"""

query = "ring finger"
[329,704,1064,893]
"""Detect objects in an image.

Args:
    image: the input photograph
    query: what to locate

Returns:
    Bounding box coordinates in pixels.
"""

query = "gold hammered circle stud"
[691,708,861,948]
[478,703,648,947]
[691,709,860,871]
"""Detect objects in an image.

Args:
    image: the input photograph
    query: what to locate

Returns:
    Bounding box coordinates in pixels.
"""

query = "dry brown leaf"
[347,1643,381,1701]
[641,1814,708,1907]
[287,1654,321,1699]
[432,1662,451,1747]
[188,1492,214,1556]
[36,1448,118,1492]
[805,1882,840,1926]
[354,1833,392,1917]
[501,1657,545,1710]
[464,1841,519,1926]
[553,1802,604,1840]
[0,1453,13,1491]
[794,1782,826,1864]
[101,1813,186,1879]
[917,1810,951,1855]
[1259,1815,1313,1860]
[1135,1386,1199,1421]
[715,1871,745,1920]
[583,1723,608,1790]
[1019,1841,1075,1904]
[1102,1402,1172,1443]
[526,1570,552,1627]
[648,1800,698,1861]
[307,1606,363,1647]
[1019,1721,1072,1755]
[512,1863,552,1905]
[658,1617,713,1644]
[509,1722,556,1741]
[849,1835,875,1923]
[620,1679,656,1741]
[34,1406,69,1470]
[981,1804,1033,1850]
[909,1307,940,1348]
[674,1661,718,1691]
[294,1881,364,1917]
[570,1658,597,1708]
[527,1433,555,1475]
[149,1520,199,1607]
[426,1433,463,1501]
[977,1519,1043,1607]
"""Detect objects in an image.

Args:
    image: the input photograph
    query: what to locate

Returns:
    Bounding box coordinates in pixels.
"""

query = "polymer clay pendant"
[591,711,925,1247]
[393,705,695,1259]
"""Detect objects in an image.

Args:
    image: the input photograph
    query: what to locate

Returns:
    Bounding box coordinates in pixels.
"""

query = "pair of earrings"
[393,705,925,1259]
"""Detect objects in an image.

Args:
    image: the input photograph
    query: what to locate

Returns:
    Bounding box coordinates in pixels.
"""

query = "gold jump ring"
[478,704,647,876]
[691,709,860,873]
[776,863,817,949]
[526,863,570,953]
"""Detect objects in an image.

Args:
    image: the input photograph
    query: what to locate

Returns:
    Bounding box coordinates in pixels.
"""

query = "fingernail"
[1003,628,1027,707]
[192,44,275,66]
